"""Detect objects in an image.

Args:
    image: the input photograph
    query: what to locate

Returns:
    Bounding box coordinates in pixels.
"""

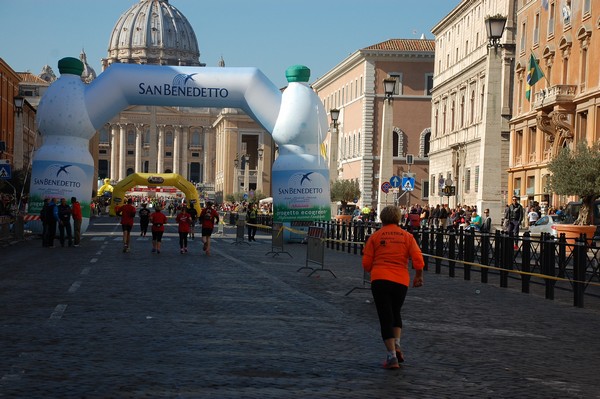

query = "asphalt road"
[1,216,600,398]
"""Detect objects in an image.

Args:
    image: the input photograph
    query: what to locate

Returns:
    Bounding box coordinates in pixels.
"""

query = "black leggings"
[371,280,408,341]
[179,232,188,248]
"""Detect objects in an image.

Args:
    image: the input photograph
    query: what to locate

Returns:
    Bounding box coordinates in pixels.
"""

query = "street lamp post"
[481,14,508,224]
[329,108,340,182]
[243,153,250,193]
[233,154,239,194]
[376,78,396,219]
[257,146,264,194]
[13,96,25,170]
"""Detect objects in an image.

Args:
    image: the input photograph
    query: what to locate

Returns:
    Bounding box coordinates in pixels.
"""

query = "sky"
[0,0,458,88]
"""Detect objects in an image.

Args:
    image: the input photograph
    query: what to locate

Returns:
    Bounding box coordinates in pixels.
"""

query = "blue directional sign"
[401,176,415,191]
[389,175,401,188]
[0,163,11,179]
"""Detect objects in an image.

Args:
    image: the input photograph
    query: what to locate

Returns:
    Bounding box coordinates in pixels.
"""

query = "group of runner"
[115,200,219,255]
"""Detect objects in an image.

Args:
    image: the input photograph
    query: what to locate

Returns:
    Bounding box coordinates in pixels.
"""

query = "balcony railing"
[533,85,577,109]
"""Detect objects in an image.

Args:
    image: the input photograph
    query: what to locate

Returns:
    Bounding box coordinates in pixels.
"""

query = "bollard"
[422,228,429,271]
[448,229,456,278]
[435,228,444,274]
[521,232,532,293]
[15,214,25,240]
[480,231,490,284]
[572,238,586,308]
[463,229,474,281]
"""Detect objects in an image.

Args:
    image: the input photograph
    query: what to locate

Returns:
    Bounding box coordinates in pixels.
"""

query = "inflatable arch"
[109,173,201,216]
[28,58,330,234]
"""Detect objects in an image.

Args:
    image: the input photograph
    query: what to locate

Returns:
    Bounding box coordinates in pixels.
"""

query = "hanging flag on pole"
[525,53,544,101]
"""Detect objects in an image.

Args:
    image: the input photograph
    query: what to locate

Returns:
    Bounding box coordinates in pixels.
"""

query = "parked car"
[528,214,565,237]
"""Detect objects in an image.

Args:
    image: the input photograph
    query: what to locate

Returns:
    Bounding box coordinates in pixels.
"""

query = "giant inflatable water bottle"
[271,65,331,223]
[28,57,94,233]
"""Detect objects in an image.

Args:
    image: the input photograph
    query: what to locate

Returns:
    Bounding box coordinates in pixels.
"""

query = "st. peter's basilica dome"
[102,0,202,70]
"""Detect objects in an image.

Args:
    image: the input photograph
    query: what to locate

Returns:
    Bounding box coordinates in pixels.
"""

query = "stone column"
[110,124,118,182]
[376,97,394,220]
[119,124,127,180]
[173,125,181,175]
[157,125,165,173]
[181,127,189,179]
[135,124,143,173]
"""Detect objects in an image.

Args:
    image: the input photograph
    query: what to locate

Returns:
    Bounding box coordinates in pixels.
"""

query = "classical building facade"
[0,58,39,173]
[312,39,434,209]
[90,0,273,202]
[509,0,599,208]
[429,0,516,222]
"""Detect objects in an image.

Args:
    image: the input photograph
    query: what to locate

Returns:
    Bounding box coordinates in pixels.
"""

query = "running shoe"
[151,248,156,253]
[383,356,399,369]
[184,248,188,253]
[180,249,184,254]
[395,345,405,363]
[157,250,161,254]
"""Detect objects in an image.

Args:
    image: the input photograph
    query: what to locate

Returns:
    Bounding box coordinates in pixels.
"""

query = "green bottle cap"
[285,65,310,83]
[58,57,84,76]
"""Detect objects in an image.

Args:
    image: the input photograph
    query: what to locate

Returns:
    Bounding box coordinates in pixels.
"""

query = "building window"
[422,180,429,200]
[127,150,134,155]
[166,131,173,147]
[533,12,540,46]
[514,177,522,197]
[474,166,479,193]
[583,0,591,16]
[431,174,436,195]
[460,95,465,127]
[425,74,434,96]
[99,127,109,144]
[389,73,403,95]
[520,21,527,54]
[393,131,400,157]
[528,127,537,163]
[526,176,536,196]
[470,90,475,124]
[480,85,485,121]
[562,56,569,84]
[465,168,471,193]
[577,111,588,141]
[191,152,199,157]
[451,100,455,131]
[580,47,587,92]
[515,130,523,165]
[166,151,172,157]
[548,2,555,36]
[127,130,135,146]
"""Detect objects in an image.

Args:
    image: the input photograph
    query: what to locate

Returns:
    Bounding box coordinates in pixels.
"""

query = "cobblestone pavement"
[1,217,600,398]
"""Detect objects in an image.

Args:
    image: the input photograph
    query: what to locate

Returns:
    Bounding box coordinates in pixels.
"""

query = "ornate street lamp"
[243,153,250,192]
[14,96,24,115]
[485,15,507,49]
[233,154,239,193]
[329,108,340,181]
[383,78,397,99]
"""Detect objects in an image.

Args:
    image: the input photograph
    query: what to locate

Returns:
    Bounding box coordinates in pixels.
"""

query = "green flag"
[525,54,544,101]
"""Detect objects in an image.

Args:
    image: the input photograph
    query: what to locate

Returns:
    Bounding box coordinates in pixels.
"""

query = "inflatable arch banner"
[28,58,330,234]
[109,173,201,216]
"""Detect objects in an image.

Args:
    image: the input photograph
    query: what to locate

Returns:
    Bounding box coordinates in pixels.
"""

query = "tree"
[330,179,361,214]
[547,140,600,225]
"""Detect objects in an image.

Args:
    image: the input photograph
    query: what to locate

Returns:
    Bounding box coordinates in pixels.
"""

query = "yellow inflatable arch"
[109,173,201,216]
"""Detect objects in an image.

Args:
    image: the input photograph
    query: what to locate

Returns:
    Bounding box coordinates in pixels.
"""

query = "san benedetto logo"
[278,171,324,195]
[138,73,229,98]
[33,163,81,188]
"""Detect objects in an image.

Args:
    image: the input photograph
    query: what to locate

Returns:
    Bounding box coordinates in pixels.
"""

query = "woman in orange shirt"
[362,205,424,369]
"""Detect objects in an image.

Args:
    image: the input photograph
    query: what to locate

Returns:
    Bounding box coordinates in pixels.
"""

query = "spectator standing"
[138,203,151,237]
[362,205,424,369]
[71,197,82,247]
[117,198,137,252]
[149,206,168,254]
[481,209,492,233]
[528,206,540,227]
[176,207,192,254]
[246,203,258,241]
[200,202,219,256]
[507,197,524,249]
[57,198,73,247]
[187,203,198,240]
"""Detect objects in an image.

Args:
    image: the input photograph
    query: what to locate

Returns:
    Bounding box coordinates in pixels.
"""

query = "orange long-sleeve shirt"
[362,224,425,287]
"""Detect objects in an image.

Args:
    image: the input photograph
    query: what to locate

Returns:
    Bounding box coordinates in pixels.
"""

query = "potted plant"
[547,140,600,242]
[330,179,361,222]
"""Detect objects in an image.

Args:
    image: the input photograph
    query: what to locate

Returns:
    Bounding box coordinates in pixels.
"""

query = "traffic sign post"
[401,177,415,191]
[0,162,11,179]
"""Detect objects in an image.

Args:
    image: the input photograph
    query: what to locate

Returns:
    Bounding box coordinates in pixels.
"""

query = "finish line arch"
[28,58,329,234]
[109,173,201,216]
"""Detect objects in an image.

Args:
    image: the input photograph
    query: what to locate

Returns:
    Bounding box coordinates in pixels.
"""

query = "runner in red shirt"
[199,202,219,256]
[176,206,192,254]
[149,206,168,254]
[116,198,137,252]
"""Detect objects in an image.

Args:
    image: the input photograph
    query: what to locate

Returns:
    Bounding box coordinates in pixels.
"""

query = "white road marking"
[68,281,81,293]
[49,304,67,319]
